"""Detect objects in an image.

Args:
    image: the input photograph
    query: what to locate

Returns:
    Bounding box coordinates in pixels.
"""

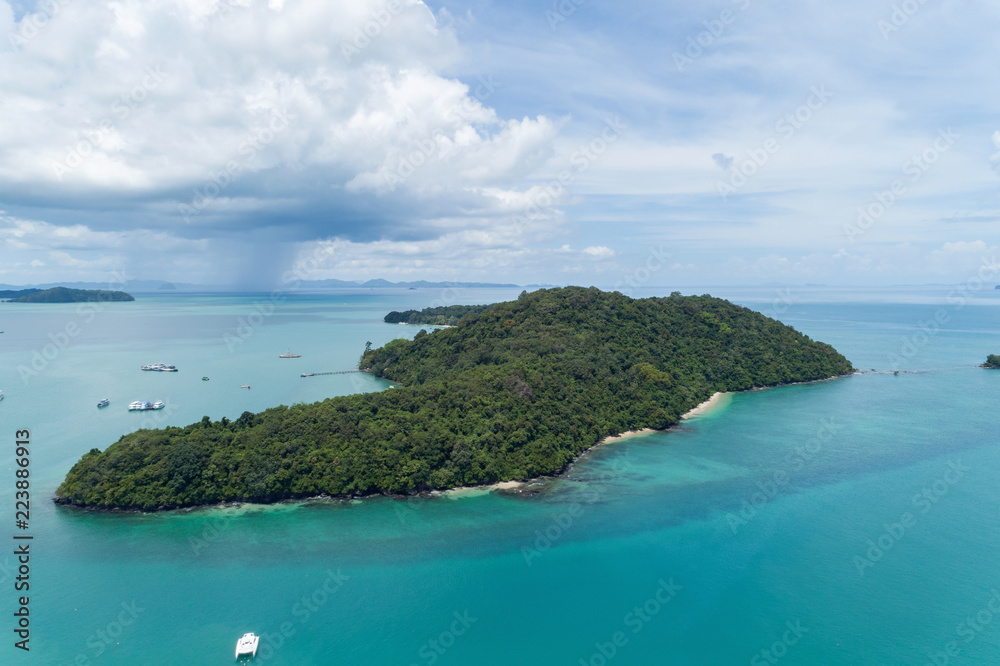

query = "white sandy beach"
[681,391,727,419]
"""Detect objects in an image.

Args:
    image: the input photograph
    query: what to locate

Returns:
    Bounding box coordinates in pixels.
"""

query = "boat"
[279,349,301,358]
[0,389,4,401]
[235,633,259,659]
[97,398,110,408]
[141,363,178,372]
[128,400,164,411]
[240,385,251,389]
[202,376,210,381]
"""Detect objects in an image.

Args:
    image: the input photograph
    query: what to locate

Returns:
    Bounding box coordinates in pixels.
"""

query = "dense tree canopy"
[55,287,853,510]
[983,354,1000,369]
[383,304,491,325]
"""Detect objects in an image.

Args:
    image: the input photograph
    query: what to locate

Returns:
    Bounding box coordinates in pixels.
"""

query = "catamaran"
[235,632,259,659]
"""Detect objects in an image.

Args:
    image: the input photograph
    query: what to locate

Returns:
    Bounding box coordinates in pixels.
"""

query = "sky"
[0,0,998,289]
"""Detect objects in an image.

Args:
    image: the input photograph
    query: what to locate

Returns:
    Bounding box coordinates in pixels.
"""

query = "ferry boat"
[279,349,301,358]
[235,633,259,659]
[97,398,110,408]
[141,363,178,372]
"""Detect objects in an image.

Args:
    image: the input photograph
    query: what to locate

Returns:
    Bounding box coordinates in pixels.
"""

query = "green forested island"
[55,287,854,510]
[983,354,1000,369]
[384,304,491,325]
[6,287,134,303]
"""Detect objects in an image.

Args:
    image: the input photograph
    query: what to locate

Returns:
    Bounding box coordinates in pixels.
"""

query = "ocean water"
[1,285,999,665]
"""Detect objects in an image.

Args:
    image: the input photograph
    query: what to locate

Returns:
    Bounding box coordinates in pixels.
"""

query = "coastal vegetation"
[384,304,491,326]
[55,287,854,510]
[6,287,134,303]
[982,354,1000,369]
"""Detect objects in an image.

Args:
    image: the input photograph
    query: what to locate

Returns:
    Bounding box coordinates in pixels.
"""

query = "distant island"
[982,354,1000,369]
[54,287,854,511]
[384,304,492,326]
[4,287,135,303]
[0,288,43,299]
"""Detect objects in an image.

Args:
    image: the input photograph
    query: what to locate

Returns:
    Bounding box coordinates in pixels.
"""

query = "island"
[54,287,854,511]
[5,287,135,303]
[384,304,492,326]
[982,354,1000,369]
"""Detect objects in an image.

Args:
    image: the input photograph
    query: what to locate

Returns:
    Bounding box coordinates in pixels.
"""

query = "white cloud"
[0,0,557,222]
[582,245,614,258]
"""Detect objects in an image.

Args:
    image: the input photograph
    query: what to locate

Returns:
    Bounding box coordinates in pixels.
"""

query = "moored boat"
[97,398,110,408]
[235,632,259,659]
[128,400,164,411]
[141,363,178,372]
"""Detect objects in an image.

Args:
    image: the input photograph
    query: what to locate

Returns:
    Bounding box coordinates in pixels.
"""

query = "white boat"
[128,400,164,411]
[279,348,301,358]
[141,363,178,372]
[0,389,4,401]
[235,632,259,659]
[97,398,110,408]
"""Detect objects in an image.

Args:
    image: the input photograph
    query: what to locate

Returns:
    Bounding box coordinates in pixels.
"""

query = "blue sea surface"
[1,286,998,664]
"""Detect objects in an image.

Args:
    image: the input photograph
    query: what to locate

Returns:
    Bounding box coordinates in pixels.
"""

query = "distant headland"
[982,354,1000,369]
[2,287,135,303]
[54,287,854,511]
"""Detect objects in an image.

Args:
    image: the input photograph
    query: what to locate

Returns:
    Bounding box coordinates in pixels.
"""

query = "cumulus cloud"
[0,0,558,254]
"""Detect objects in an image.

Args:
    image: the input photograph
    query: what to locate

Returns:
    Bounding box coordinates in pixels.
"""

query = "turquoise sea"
[1,285,999,665]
